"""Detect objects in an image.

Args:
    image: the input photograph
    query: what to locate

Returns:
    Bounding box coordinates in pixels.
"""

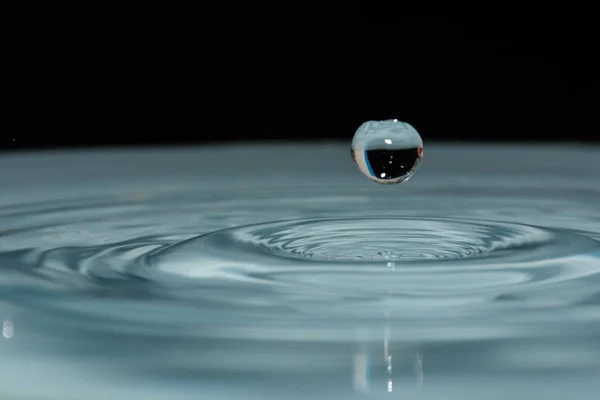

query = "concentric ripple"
[198,217,597,262]
[145,217,600,319]
[2,190,600,333]
[152,217,600,266]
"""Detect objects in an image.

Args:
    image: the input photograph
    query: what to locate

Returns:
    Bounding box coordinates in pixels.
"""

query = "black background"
[2,7,598,151]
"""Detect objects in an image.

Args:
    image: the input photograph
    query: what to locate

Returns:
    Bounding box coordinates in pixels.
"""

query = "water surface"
[1,143,600,399]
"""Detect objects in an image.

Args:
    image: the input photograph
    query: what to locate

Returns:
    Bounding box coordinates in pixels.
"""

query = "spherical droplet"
[351,119,423,184]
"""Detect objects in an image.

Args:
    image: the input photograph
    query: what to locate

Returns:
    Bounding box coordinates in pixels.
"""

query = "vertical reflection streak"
[3,320,13,339]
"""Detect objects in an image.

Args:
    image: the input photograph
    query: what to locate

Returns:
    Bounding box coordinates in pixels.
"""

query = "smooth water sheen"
[1,144,600,399]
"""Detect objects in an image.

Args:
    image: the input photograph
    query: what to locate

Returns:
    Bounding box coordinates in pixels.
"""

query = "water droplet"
[351,119,423,184]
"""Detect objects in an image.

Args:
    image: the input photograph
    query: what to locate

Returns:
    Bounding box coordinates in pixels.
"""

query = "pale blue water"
[1,143,600,399]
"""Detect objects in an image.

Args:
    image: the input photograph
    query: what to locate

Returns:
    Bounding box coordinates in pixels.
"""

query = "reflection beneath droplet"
[353,328,423,395]
[353,346,369,392]
[3,320,13,339]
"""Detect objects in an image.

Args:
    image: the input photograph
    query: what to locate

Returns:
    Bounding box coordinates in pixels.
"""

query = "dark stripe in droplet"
[365,148,421,180]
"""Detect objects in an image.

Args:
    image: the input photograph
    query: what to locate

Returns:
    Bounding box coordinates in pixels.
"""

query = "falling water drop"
[351,119,423,184]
